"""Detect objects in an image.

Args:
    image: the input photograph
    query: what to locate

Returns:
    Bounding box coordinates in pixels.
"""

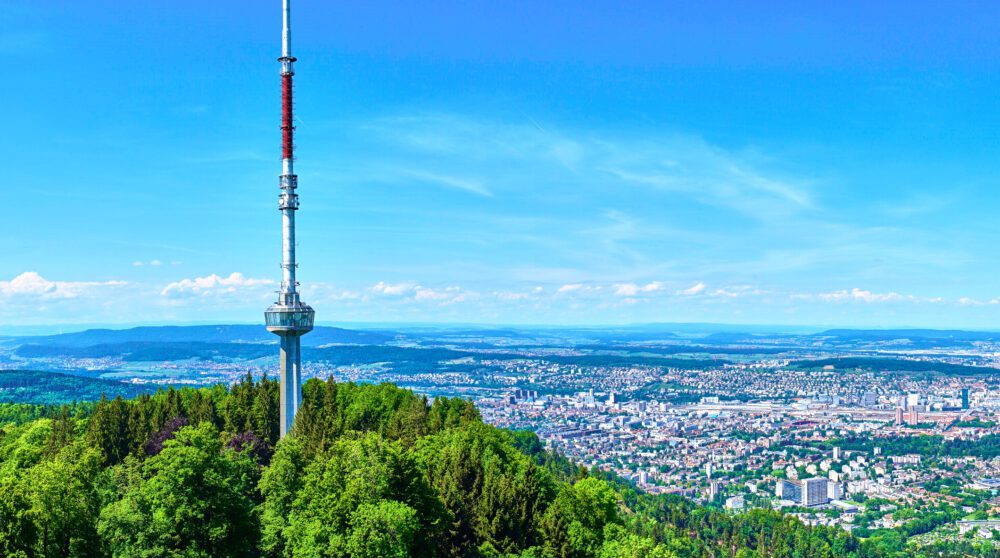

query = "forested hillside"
[0,376,991,558]
[0,370,156,405]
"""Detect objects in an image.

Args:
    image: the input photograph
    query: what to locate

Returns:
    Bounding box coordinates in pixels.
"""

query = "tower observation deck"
[264,0,313,438]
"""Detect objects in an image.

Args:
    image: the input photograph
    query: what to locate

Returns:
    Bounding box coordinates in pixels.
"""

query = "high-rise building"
[961,388,970,410]
[832,447,842,461]
[264,0,315,439]
[780,478,829,506]
[827,481,844,501]
[708,481,722,500]
[778,479,802,503]
[895,408,904,425]
[802,478,830,507]
[906,408,919,426]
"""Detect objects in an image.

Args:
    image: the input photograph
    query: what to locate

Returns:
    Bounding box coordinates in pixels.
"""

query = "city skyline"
[4,1,1000,327]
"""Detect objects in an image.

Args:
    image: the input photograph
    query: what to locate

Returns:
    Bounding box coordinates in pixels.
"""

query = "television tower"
[265,0,314,438]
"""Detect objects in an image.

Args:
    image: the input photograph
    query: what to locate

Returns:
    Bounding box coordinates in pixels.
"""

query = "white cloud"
[820,288,904,303]
[414,286,459,301]
[708,285,766,299]
[677,282,706,296]
[493,286,544,301]
[160,273,273,298]
[371,281,419,296]
[369,281,474,304]
[494,291,531,301]
[711,288,741,299]
[0,272,125,299]
[133,259,166,268]
[792,288,914,303]
[613,282,663,296]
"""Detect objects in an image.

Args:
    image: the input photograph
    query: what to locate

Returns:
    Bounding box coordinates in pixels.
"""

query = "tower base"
[278,333,303,438]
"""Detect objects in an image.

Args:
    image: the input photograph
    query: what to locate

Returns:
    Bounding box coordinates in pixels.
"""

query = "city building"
[778,479,802,503]
[827,481,844,500]
[709,480,722,500]
[780,478,829,507]
[725,495,745,510]
[803,478,831,507]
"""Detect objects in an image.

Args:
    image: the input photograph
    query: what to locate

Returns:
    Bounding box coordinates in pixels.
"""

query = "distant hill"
[0,369,158,405]
[11,324,393,348]
[15,341,276,361]
[815,328,1000,342]
[14,342,727,371]
[792,357,995,376]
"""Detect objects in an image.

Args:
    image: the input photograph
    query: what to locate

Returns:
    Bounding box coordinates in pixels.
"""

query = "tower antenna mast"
[265,0,314,438]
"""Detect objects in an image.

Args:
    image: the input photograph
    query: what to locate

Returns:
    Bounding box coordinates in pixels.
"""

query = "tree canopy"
[0,374,973,557]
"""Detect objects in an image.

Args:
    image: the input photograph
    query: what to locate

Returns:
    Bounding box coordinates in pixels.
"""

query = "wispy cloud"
[369,281,475,304]
[346,113,813,222]
[400,169,493,197]
[603,161,811,220]
[555,283,604,295]
[132,259,164,268]
[614,282,664,296]
[677,282,706,296]
[792,288,942,304]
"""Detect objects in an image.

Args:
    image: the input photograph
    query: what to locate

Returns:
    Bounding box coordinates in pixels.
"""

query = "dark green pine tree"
[44,404,75,457]
[85,394,132,466]
[250,374,279,446]
[187,390,219,428]
[224,372,256,435]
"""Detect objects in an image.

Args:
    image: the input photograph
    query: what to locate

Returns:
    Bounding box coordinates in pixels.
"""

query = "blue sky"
[3,0,1000,328]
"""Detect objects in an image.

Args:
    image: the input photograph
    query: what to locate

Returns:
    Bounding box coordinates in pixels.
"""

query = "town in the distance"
[2,323,998,545]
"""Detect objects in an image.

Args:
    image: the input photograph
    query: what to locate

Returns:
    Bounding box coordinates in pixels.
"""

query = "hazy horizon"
[6,320,1000,339]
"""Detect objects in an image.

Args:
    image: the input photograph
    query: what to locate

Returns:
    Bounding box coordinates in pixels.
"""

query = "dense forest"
[791,358,990,376]
[0,370,156,406]
[0,375,995,558]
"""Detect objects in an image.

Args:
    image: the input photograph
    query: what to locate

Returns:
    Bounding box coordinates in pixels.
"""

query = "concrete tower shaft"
[265,0,313,439]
